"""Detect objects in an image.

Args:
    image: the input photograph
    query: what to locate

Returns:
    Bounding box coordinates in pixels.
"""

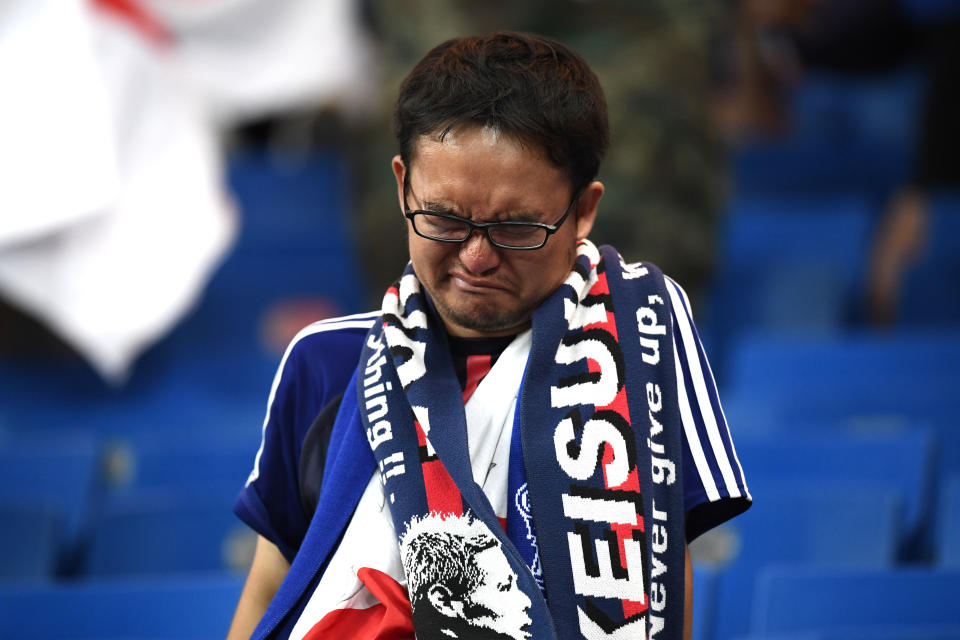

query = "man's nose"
[458,230,501,274]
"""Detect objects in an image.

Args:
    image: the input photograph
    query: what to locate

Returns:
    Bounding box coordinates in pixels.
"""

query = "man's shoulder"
[286,310,381,351]
[280,310,381,378]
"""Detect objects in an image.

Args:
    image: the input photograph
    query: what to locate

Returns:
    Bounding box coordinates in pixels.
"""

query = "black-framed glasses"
[404,192,580,251]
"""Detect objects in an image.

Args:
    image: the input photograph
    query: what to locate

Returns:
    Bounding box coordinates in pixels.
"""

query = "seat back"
[84,489,254,577]
[0,574,244,639]
[0,501,62,581]
[751,567,960,635]
[938,473,960,567]
[701,484,902,640]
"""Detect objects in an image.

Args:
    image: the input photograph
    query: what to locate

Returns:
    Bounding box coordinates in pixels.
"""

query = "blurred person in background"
[715,0,960,325]
[228,31,750,640]
[866,5,960,325]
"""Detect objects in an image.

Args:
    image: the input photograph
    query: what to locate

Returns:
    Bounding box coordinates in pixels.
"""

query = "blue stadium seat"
[727,330,960,399]
[789,68,923,154]
[724,330,960,430]
[899,194,960,326]
[214,148,367,320]
[736,626,960,640]
[0,573,243,639]
[225,150,355,253]
[0,501,62,581]
[101,432,254,499]
[84,489,253,577]
[732,64,921,200]
[706,196,873,367]
[0,435,103,574]
[733,140,910,200]
[938,473,960,567]
[750,567,960,636]
[732,428,936,554]
[699,484,902,640]
[912,194,960,269]
[719,196,872,274]
[724,330,960,485]
[707,264,849,381]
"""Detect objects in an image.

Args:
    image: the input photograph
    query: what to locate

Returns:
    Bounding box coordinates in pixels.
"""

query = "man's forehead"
[405,127,567,197]
[447,123,502,146]
[410,124,537,159]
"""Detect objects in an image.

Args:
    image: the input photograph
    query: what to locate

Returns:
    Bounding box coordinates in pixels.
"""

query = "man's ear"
[574,180,604,241]
[426,584,462,619]
[392,155,407,214]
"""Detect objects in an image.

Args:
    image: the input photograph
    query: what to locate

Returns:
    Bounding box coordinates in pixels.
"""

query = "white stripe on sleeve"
[668,280,751,502]
[673,332,720,501]
[666,280,743,500]
[245,311,380,486]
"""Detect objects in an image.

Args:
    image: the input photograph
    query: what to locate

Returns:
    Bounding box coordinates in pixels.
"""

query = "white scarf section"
[289,329,532,639]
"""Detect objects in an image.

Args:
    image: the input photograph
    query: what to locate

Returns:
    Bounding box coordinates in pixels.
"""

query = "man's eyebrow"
[419,200,458,214]
[504,211,544,223]
[418,200,545,222]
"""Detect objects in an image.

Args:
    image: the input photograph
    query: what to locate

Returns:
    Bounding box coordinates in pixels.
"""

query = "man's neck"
[447,333,518,403]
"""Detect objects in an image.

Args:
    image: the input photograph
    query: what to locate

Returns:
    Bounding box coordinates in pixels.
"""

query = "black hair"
[404,529,494,606]
[394,31,610,196]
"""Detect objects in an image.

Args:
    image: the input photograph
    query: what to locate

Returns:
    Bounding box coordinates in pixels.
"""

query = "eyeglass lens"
[415,213,547,248]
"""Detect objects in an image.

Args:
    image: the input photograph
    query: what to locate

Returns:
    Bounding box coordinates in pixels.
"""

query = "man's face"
[468,545,533,639]
[393,126,602,338]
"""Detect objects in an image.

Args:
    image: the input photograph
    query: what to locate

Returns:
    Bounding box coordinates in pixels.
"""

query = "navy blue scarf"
[252,241,686,640]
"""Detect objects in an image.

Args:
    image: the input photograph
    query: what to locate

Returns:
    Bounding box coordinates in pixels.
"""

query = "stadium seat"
[213,148,368,324]
[731,427,936,555]
[723,330,960,432]
[938,473,960,567]
[750,567,960,636]
[899,194,960,326]
[789,68,923,153]
[724,330,960,484]
[0,435,103,574]
[706,195,872,368]
[732,65,921,200]
[732,140,910,200]
[0,573,243,639]
[84,489,254,577]
[101,432,254,499]
[719,196,872,273]
[698,483,902,640]
[0,501,62,581]
[736,626,960,640]
[726,330,960,403]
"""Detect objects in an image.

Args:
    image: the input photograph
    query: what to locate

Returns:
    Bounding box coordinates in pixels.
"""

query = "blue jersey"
[236,278,749,563]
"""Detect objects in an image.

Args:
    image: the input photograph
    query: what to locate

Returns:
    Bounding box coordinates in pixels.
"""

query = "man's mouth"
[450,272,508,293]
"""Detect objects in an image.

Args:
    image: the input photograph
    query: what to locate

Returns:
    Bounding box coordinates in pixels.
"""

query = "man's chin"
[438,302,529,337]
